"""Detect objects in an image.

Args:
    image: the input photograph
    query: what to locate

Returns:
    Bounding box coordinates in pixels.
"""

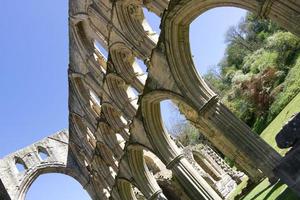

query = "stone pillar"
[141,91,222,200]
[166,155,222,200]
[193,101,282,181]
[127,147,167,200]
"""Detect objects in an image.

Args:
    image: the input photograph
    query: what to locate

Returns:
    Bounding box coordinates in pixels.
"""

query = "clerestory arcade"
[1,0,300,200]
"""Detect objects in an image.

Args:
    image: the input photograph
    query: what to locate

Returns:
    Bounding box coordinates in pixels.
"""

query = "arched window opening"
[120,115,128,126]
[37,147,50,161]
[97,142,119,169]
[144,156,160,175]
[102,105,130,139]
[140,11,159,43]
[162,4,300,197]
[93,40,108,74]
[94,40,108,59]
[89,89,101,116]
[25,173,91,200]
[190,7,246,75]
[84,159,89,168]
[15,157,27,173]
[93,53,107,74]
[74,77,89,100]
[72,78,101,119]
[143,150,172,178]
[72,115,95,159]
[189,7,300,137]
[160,100,193,146]
[142,149,190,200]
[86,127,97,149]
[116,133,126,149]
[76,22,91,52]
[142,7,161,35]
[133,58,148,84]
[126,86,139,108]
[159,99,244,195]
[103,188,110,199]
[109,166,117,178]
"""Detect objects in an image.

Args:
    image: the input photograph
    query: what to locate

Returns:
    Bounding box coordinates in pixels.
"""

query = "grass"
[260,91,300,155]
[227,176,249,200]
[241,92,300,200]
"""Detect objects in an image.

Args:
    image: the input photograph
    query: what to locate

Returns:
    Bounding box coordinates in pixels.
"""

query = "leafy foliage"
[204,12,300,133]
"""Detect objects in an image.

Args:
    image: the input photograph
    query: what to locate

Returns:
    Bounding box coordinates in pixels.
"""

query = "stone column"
[166,155,222,200]
[186,99,282,181]
[127,147,167,200]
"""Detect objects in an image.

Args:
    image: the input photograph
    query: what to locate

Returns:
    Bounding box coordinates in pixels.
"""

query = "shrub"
[268,55,300,122]
[243,49,278,73]
[266,31,300,66]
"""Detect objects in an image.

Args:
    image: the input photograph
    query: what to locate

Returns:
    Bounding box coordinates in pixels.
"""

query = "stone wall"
[1,0,300,199]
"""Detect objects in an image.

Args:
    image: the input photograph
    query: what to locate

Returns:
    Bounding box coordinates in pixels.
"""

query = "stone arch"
[91,155,115,187]
[69,74,102,122]
[159,0,289,181]
[72,20,94,55]
[141,90,195,164]
[97,122,126,159]
[17,164,90,200]
[142,0,169,17]
[0,131,94,200]
[92,38,108,74]
[162,0,300,109]
[114,0,157,57]
[142,149,192,200]
[105,73,138,117]
[117,178,138,200]
[127,145,166,199]
[70,113,97,159]
[96,142,119,173]
[143,155,160,175]
[141,89,221,200]
[101,102,130,139]
[110,42,146,92]
[143,149,168,176]
[70,18,107,77]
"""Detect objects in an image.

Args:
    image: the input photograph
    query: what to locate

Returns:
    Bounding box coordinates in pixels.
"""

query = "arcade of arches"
[1,0,300,200]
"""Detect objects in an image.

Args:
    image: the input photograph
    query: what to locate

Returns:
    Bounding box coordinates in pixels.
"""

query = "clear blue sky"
[0,1,245,199]
[0,0,90,199]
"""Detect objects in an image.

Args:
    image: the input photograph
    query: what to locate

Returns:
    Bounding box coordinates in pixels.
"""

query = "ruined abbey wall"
[1,0,300,199]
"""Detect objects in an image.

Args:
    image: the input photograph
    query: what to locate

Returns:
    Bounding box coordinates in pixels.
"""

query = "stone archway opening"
[159,99,244,198]
[190,7,246,75]
[160,99,202,147]
[25,173,91,200]
[161,1,300,197]
[189,6,300,137]
[142,7,161,36]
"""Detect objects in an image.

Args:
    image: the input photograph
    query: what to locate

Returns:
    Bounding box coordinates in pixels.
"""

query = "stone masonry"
[0,0,300,199]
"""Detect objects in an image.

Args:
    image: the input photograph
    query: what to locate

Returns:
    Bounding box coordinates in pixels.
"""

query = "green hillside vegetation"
[241,92,300,200]
[204,13,300,134]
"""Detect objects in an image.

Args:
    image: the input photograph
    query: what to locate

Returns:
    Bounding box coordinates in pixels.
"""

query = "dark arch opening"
[37,146,50,161]
[15,157,27,173]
